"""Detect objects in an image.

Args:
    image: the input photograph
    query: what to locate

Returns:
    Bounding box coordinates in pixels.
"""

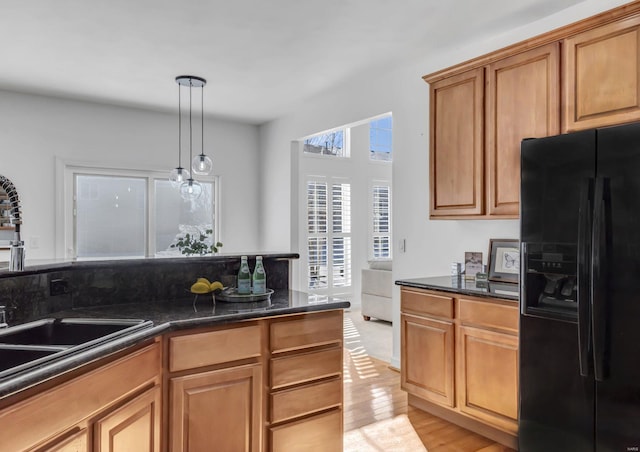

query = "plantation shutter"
[306,179,351,291]
[372,185,391,258]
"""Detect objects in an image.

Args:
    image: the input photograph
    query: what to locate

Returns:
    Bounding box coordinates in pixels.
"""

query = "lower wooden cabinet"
[169,364,263,452]
[457,325,518,431]
[268,311,344,451]
[0,309,346,452]
[401,313,454,407]
[94,386,161,452]
[0,343,161,452]
[400,287,519,448]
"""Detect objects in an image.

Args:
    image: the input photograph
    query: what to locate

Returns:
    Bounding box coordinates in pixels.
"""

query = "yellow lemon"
[209,281,224,292]
[197,277,211,285]
[190,282,211,294]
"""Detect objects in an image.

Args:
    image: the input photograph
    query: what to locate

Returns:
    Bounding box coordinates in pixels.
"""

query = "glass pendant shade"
[192,154,213,176]
[180,178,202,200]
[169,167,190,188]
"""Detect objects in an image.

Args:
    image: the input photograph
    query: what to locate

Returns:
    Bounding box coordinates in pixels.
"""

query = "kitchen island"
[0,254,349,451]
[396,276,519,449]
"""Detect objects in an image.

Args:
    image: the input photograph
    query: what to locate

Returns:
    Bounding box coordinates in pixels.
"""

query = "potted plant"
[170,228,223,256]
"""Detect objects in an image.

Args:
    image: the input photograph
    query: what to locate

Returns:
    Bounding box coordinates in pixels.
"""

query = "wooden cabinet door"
[170,364,262,452]
[457,325,518,433]
[486,43,560,216]
[401,313,455,407]
[430,67,484,217]
[564,15,640,131]
[93,386,161,452]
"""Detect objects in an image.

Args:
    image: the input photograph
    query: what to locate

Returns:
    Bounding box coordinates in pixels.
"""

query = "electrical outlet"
[50,279,70,296]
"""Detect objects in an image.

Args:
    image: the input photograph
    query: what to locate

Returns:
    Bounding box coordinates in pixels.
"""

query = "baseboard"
[408,394,518,450]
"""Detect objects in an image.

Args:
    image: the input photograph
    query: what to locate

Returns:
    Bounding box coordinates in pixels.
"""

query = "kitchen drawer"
[270,310,343,353]
[270,409,342,452]
[271,378,342,423]
[271,347,342,389]
[169,324,261,372]
[458,298,518,334]
[401,288,454,319]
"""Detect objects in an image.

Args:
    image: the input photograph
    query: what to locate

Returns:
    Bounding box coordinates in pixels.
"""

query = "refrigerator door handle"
[592,176,609,381]
[577,178,593,377]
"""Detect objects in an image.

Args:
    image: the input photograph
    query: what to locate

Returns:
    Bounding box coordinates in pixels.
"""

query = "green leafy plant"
[170,229,223,256]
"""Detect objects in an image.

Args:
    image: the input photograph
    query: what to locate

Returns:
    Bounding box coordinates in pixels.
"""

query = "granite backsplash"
[0,254,295,325]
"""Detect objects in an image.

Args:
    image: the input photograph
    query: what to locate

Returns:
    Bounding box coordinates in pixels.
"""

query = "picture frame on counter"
[464,251,483,280]
[488,239,519,283]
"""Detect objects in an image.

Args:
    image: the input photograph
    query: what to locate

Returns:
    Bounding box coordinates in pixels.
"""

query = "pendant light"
[192,82,213,176]
[172,76,207,200]
[170,77,191,187]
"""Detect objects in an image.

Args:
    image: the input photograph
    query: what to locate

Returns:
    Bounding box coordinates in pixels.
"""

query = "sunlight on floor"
[342,314,428,450]
[343,316,380,384]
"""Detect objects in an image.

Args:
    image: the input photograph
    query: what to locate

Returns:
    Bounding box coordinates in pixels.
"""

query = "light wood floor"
[343,348,516,452]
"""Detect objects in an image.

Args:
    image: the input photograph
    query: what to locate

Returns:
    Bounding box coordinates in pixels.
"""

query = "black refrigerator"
[520,121,640,452]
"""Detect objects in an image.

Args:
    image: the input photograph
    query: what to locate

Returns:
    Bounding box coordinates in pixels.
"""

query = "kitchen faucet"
[0,175,24,271]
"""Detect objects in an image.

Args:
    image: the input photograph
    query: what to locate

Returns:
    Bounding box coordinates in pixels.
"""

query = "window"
[75,175,147,258]
[372,184,391,259]
[369,116,392,161]
[303,129,348,157]
[306,179,352,292]
[69,166,217,259]
[154,179,215,254]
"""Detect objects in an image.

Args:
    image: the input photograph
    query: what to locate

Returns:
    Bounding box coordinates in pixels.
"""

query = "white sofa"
[361,262,393,323]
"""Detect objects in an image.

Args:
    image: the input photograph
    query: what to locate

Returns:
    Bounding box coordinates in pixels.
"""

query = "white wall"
[258,0,632,368]
[0,90,260,259]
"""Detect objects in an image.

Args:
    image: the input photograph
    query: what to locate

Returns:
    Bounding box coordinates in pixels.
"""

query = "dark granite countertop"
[0,290,349,399]
[395,276,519,302]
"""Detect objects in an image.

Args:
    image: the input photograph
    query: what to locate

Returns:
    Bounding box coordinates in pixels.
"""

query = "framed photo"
[488,239,520,284]
[464,251,483,280]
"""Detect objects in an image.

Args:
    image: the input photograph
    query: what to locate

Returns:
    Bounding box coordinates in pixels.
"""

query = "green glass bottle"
[252,256,266,294]
[237,256,252,294]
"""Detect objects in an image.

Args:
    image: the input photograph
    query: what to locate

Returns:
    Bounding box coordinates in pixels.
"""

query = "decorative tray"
[214,288,274,303]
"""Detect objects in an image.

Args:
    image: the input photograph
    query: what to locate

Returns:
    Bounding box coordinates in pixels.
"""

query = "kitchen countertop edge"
[395,276,519,302]
[0,297,349,400]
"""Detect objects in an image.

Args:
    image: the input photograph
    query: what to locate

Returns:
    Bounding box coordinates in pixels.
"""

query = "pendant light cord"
[177,82,182,167]
[201,84,204,157]
[189,78,193,177]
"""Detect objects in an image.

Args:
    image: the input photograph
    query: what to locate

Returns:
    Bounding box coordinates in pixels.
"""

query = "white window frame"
[55,159,219,259]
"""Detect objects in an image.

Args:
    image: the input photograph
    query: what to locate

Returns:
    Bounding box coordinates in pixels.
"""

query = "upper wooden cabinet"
[428,44,560,219]
[564,15,640,131]
[430,68,484,217]
[486,43,560,216]
[425,2,640,219]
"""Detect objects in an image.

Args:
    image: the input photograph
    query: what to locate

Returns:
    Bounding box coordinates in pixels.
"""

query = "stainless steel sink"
[0,318,153,379]
[0,318,149,347]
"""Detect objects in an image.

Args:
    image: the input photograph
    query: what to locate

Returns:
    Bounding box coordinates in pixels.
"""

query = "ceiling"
[0,0,584,125]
